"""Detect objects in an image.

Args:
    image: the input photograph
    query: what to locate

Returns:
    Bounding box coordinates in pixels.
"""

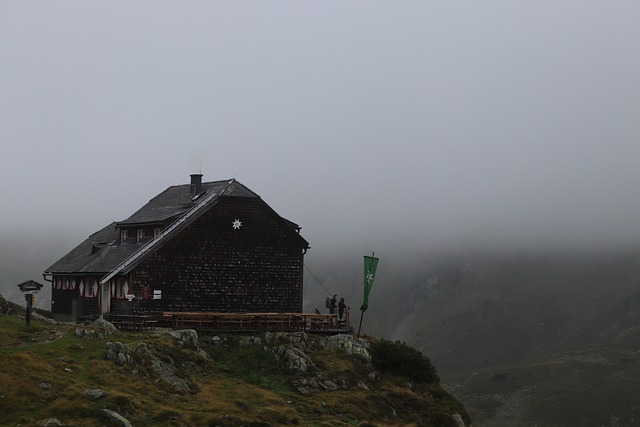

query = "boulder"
[169,329,199,346]
[84,388,105,400]
[41,418,64,426]
[278,346,316,375]
[94,318,119,333]
[105,342,132,366]
[37,382,52,391]
[451,413,466,427]
[149,354,192,393]
[32,312,57,325]
[100,409,132,427]
[319,379,338,392]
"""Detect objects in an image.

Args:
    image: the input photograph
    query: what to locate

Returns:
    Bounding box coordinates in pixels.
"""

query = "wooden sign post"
[17,280,44,327]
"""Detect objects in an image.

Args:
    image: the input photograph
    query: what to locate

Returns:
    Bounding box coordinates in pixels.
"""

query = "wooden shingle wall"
[131,197,305,313]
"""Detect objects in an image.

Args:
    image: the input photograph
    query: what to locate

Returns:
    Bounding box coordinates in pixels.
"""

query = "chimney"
[190,174,203,197]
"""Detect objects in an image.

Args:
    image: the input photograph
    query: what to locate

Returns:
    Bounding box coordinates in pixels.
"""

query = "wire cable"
[304,263,333,296]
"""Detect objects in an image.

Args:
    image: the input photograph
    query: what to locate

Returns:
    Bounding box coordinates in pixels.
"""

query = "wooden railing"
[159,311,350,333]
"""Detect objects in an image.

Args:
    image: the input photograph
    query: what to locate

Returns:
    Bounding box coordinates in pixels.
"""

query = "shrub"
[369,339,439,384]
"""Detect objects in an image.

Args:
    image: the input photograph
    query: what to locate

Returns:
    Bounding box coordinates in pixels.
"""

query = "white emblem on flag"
[232,219,242,229]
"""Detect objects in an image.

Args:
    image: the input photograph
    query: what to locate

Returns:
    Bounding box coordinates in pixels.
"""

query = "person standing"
[338,297,346,320]
[330,294,337,315]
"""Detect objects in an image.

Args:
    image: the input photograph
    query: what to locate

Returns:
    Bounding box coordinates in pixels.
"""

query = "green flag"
[361,255,379,311]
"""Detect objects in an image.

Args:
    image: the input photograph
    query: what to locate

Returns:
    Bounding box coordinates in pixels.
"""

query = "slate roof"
[45,222,134,274]
[44,179,305,276]
[116,179,256,226]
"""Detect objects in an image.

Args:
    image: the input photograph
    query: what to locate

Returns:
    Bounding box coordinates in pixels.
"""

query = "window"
[121,229,129,243]
[154,228,162,239]
[85,279,95,297]
[116,278,127,299]
[136,229,144,242]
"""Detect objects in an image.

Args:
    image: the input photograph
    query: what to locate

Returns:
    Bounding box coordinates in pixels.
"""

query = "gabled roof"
[116,179,257,226]
[44,178,308,277]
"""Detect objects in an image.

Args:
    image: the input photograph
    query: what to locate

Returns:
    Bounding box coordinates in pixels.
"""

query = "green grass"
[0,315,468,426]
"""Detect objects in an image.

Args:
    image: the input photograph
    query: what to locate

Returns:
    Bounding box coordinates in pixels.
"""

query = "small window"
[85,280,95,297]
[121,229,129,243]
[136,229,144,242]
[116,278,127,299]
[154,228,162,239]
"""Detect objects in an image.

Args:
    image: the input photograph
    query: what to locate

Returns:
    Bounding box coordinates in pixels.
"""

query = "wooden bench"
[106,314,148,331]
[143,320,158,329]
[110,319,145,330]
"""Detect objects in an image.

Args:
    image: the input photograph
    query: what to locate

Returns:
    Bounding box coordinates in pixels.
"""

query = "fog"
[1,1,640,274]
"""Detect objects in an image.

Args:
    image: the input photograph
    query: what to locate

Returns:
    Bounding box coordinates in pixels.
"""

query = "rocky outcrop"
[101,330,469,425]
[105,342,132,366]
[276,345,317,375]
[104,329,215,393]
[75,319,119,339]
[104,341,193,393]
[254,331,375,395]
[325,333,371,362]
[168,329,209,360]
[0,294,16,315]
[168,329,199,347]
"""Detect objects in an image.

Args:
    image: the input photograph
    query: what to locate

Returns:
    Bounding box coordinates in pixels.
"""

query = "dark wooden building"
[44,176,309,322]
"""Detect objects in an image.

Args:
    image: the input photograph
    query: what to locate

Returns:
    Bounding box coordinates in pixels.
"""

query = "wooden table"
[106,314,152,330]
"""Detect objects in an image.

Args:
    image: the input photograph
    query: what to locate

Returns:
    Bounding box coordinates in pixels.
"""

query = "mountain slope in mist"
[0,229,77,306]
[304,248,640,426]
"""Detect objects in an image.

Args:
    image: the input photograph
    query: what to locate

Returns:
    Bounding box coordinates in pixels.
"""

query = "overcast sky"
[1,1,639,256]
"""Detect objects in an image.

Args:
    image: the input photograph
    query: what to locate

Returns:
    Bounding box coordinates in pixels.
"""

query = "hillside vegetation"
[0,295,469,427]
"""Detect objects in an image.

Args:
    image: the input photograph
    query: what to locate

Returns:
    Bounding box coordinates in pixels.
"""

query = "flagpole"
[357,309,365,338]
[357,252,374,338]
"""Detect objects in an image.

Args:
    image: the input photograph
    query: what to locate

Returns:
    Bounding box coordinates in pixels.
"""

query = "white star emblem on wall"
[232,219,242,229]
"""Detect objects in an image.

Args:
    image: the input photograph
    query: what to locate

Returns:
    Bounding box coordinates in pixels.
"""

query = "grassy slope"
[0,312,468,427]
